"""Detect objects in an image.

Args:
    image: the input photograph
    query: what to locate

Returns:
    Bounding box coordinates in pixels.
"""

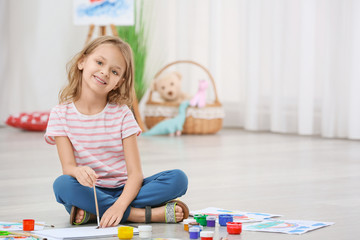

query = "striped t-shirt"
[45,102,142,188]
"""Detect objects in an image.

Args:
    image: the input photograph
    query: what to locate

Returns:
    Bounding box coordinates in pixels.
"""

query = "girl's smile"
[94,75,107,85]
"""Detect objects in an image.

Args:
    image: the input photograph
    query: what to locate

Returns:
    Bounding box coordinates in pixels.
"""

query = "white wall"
[1,0,359,139]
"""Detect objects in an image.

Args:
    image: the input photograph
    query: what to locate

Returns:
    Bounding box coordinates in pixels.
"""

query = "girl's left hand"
[100,204,124,228]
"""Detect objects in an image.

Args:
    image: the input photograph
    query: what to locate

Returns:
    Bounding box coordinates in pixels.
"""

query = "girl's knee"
[171,169,188,193]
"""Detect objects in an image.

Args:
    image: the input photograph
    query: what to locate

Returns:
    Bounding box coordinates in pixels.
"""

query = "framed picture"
[73,0,134,26]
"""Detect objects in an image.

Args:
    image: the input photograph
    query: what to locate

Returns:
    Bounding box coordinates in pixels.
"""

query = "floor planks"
[0,127,359,239]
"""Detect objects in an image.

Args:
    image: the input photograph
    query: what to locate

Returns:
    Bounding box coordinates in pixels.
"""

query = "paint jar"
[226,222,242,235]
[23,219,35,231]
[118,226,133,239]
[219,214,233,226]
[194,214,207,226]
[189,221,200,229]
[200,230,214,240]
[206,216,216,227]
[189,226,201,239]
[138,225,152,239]
[183,219,197,231]
[192,225,203,232]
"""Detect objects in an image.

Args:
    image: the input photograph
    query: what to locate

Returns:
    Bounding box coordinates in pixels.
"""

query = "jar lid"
[189,227,200,232]
[189,222,200,226]
[200,231,214,237]
[118,226,133,232]
[138,225,152,231]
[206,216,216,220]
[183,218,196,224]
[226,222,242,228]
[219,214,233,217]
[192,225,203,231]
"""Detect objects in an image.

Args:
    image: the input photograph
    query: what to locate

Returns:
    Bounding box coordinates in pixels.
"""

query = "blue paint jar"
[189,226,200,239]
[219,214,233,226]
[192,225,203,232]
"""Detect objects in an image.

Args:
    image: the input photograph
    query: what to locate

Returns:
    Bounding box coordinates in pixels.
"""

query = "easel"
[85,24,146,131]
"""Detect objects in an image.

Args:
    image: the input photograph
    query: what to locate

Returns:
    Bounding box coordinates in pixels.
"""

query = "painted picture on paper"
[190,207,282,223]
[0,222,45,231]
[73,0,134,26]
[244,220,334,234]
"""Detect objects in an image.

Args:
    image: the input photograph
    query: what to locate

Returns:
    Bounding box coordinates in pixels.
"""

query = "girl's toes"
[76,209,85,223]
[175,206,183,214]
[175,205,184,222]
[176,212,184,222]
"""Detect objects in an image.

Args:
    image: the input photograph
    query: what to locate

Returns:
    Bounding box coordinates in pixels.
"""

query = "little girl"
[45,36,189,228]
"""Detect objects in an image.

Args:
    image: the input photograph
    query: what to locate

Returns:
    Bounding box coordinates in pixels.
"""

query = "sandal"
[70,206,96,225]
[145,199,189,224]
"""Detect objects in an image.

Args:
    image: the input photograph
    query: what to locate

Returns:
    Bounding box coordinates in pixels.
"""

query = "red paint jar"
[23,219,35,231]
[200,230,214,240]
[226,222,242,234]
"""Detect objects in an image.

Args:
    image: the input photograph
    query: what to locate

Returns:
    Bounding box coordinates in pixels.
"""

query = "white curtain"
[143,0,360,140]
[0,0,88,123]
[1,0,360,140]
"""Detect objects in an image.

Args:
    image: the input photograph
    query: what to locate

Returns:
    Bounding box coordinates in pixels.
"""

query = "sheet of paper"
[0,221,45,231]
[33,226,138,240]
[190,207,282,223]
[244,219,334,234]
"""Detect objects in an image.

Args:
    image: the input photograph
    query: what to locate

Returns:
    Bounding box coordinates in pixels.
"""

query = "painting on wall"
[73,0,134,26]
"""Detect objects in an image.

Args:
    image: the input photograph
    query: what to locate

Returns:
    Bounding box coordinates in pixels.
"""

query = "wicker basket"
[144,60,224,134]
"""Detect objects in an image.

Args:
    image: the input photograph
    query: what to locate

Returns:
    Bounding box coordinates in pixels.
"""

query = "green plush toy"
[142,101,190,136]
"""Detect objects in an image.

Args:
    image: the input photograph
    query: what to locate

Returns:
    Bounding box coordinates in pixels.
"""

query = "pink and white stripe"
[44,102,141,188]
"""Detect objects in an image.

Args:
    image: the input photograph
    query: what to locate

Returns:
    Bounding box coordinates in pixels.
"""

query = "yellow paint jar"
[118,226,133,239]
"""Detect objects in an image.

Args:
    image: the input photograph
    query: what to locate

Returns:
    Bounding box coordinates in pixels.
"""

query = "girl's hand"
[100,204,124,228]
[74,166,98,187]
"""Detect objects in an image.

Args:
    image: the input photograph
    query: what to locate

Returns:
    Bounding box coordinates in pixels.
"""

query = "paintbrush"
[35,223,55,228]
[93,185,100,229]
[11,222,55,228]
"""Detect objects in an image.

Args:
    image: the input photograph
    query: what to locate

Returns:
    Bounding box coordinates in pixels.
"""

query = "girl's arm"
[55,136,98,187]
[100,134,143,227]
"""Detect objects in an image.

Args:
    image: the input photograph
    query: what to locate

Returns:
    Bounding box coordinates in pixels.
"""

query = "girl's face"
[78,43,126,98]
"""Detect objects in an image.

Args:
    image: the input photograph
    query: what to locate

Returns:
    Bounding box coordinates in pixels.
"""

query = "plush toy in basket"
[151,71,188,104]
[144,60,225,135]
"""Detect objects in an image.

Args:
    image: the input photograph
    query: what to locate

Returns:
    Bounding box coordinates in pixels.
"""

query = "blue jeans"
[53,169,188,223]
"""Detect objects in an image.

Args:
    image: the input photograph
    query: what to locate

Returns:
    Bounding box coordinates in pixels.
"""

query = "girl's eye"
[112,70,118,75]
[97,61,102,65]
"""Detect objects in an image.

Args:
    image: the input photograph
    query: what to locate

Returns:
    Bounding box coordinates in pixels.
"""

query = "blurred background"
[1,0,359,139]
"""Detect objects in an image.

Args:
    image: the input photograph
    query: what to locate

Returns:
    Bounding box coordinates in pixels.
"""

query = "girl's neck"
[74,94,108,116]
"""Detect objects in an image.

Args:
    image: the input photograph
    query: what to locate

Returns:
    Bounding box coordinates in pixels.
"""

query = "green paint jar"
[194,214,208,226]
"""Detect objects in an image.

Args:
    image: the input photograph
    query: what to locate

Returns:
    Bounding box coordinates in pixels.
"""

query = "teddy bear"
[152,71,187,104]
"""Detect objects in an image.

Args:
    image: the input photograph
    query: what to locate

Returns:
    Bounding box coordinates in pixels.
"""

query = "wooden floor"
[0,126,359,239]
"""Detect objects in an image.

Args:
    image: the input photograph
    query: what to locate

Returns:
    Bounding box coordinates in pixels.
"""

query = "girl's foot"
[127,200,189,223]
[74,208,86,224]
[70,206,95,225]
[152,204,184,222]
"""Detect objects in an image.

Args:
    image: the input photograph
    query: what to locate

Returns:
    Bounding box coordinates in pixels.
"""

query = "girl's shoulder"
[51,102,73,111]
[50,102,75,116]
[106,103,131,113]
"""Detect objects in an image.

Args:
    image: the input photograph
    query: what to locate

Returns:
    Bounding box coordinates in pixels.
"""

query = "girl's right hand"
[74,166,98,187]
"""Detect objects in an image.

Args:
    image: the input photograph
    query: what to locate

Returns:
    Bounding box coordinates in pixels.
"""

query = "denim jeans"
[53,169,188,223]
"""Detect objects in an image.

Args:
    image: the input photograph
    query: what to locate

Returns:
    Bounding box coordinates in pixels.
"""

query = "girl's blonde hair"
[59,36,135,107]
